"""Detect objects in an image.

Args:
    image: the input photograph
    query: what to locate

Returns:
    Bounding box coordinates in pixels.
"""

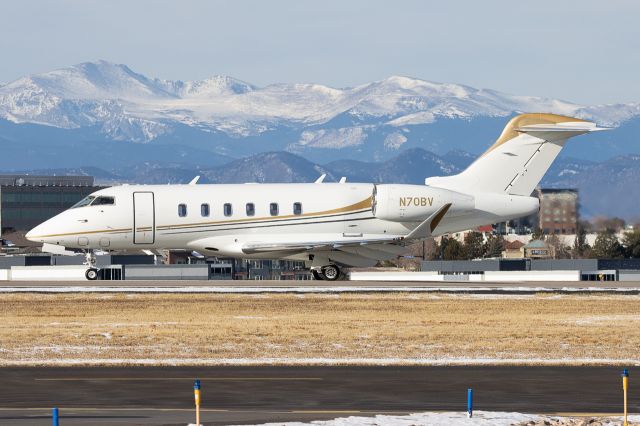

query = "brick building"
[537,188,578,235]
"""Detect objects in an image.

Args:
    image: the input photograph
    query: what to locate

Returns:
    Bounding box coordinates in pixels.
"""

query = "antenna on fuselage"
[189,176,200,185]
[339,177,347,183]
[314,174,326,184]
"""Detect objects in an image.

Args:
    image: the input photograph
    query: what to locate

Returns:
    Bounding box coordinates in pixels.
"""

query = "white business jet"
[26,113,604,280]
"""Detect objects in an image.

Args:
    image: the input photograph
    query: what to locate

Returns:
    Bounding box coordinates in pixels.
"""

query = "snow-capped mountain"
[1,60,640,161]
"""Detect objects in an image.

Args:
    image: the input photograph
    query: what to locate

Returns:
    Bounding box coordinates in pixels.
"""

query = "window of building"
[246,203,255,216]
[270,202,279,216]
[201,203,210,217]
[178,204,187,217]
[224,203,233,217]
[293,202,302,215]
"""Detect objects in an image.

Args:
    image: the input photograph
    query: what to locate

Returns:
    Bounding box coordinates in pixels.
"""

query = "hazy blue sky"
[1,0,638,104]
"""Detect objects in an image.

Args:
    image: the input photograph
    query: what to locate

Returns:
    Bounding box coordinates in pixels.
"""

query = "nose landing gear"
[84,251,99,281]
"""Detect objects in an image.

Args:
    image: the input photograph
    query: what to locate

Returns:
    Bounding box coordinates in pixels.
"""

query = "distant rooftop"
[0,175,94,187]
[524,239,548,249]
[539,188,578,194]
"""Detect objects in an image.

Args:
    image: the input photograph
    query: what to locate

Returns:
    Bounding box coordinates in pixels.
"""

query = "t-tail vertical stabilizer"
[425,113,607,196]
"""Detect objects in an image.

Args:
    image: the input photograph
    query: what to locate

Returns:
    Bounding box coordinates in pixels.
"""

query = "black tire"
[321,265,340,281]
[311,269,324,280]
[85,268,99,280]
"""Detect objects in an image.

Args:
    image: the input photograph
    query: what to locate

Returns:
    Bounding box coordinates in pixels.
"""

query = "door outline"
[133,191,155,244]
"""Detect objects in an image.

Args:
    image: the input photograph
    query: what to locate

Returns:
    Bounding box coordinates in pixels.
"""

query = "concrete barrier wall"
[124,264,210,280]
[483,270,580,282]
[10,265,87,281]
[351,270,581,282]
[0,269,9,280]
[350,272,444,282]
[619,271,640,282]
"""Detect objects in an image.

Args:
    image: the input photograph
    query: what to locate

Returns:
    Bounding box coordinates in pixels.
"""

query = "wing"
[187,203,452,267]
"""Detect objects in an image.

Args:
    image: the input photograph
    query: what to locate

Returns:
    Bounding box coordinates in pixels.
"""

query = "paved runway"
[1,279,640,294]
[0,366,636,425]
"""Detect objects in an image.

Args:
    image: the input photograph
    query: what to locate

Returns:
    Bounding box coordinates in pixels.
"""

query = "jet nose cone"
[26,224,45,242]
[25,228,37,242]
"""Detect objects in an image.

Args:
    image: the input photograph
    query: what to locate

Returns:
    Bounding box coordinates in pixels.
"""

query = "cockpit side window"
[71,195,96,208]
[92,196,115,206]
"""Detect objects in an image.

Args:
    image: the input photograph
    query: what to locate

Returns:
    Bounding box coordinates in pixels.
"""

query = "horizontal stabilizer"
[405,203,452,240]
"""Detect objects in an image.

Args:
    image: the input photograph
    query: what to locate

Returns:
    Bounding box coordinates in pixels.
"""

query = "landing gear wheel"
[85,268,99,280]
[321,264,340,281]
[311,269,324,280]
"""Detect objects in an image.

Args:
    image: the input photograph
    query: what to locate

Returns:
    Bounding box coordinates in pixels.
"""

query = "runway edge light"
[52,407,59,426]
[622,369,629,426]
[467,388,473,418]
[194,378,202,426]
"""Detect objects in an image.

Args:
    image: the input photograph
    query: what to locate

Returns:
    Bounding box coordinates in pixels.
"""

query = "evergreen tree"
[442,237,464,260]
[463,231,485,259]
[592,230,624,258]
[623,229,640,258]
[531,227,545,241]
[573,223,590,258]
[484,234,504,258]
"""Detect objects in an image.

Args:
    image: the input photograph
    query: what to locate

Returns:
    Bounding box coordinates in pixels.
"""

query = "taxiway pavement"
[0,366,636,425]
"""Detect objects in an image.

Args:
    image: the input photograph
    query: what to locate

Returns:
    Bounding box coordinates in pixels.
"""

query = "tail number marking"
[400,197,433,207]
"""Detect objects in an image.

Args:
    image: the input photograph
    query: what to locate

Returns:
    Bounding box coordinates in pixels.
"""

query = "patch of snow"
[383,132,408,149]
[240,412,640,426]
[297,127,367,149]
[558,169,578,176]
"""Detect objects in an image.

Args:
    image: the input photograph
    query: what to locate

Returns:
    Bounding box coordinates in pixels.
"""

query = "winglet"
[405,203,452,240]
[189,176,200,185]
[315,174,326,183]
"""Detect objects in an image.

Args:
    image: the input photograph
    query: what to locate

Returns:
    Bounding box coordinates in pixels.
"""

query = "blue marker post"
[467,388,473,418]
[52,407,59,426]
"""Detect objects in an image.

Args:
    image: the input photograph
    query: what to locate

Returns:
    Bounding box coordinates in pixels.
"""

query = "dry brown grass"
[0,293,639,365]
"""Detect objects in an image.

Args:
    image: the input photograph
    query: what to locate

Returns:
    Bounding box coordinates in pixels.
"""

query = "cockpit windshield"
[71,195,96,208]
[92,196,115,206]
[70,195,115,208]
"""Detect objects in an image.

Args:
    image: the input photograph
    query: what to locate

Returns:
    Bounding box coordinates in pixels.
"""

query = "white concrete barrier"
[483,270,580,282]
[350,270,581,282]
[0,269,9,281]
[350,271,445,282]
[10,265,87,281]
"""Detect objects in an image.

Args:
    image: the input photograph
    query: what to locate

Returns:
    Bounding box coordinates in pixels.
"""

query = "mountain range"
[0,61,639,220]
[1,60,640,167]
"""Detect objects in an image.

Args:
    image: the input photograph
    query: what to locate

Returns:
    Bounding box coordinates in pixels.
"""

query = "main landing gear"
[84,250,99,281]
[311,264,343,281]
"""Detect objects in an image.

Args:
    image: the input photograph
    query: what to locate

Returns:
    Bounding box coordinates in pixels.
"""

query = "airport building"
[421,258,640,281]
[0,175,104,238]
[537,188,579,235]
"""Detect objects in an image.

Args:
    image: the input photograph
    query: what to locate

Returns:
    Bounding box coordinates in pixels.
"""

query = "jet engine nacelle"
[372,184,475,222]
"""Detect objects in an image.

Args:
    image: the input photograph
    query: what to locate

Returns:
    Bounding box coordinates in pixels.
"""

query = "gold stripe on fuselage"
[29,228,132,239]
[29,197,374,239]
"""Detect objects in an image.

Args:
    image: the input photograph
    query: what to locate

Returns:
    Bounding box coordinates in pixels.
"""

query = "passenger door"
[133,192,155,244]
